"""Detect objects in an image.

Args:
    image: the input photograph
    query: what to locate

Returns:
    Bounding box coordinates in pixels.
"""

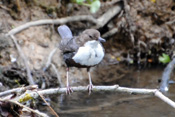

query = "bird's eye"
[89,35,93,39]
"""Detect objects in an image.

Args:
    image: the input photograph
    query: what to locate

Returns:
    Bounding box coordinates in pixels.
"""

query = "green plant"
[159,53,171,64]
[75,0,101,13]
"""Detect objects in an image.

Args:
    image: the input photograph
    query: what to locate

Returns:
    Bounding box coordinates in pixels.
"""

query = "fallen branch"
[7,15,96,36]
[160,58,175,92]
[43,47,58,72]
[155,91,175,108]
[16,85,175,109]
[0,85,38,97]
[95,4,122,29]
[10,35,35,85]
[6,4,122,36]
[123,0,135,45]
[51,63,63,87]
[0,98,49,117]
[36,91,59,117]
[102,27,119,38]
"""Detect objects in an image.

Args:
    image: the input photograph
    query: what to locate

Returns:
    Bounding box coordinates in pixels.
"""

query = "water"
[40,66,175,117]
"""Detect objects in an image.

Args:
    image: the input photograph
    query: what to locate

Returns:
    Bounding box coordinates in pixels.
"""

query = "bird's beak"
[98,37,106,42]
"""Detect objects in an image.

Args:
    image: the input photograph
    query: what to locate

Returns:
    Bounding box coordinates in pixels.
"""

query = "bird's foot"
[66,86,73,95]
[87,84,93,95]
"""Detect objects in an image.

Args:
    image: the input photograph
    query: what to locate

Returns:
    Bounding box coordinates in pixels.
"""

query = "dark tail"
[57,25,73,39]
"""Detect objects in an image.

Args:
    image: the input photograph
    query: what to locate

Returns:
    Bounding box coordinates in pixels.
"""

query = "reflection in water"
[160,58,175,92]
[40,66,175,117]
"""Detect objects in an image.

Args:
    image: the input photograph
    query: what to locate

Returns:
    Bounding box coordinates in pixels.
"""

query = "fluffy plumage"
[73,40,104,66]
[58,25,105,94]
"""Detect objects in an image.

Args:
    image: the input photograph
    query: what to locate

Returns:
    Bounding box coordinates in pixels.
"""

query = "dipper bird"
[58,25,105,94]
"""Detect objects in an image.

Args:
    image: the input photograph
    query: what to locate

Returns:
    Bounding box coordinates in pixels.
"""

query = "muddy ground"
[0,0,175,93]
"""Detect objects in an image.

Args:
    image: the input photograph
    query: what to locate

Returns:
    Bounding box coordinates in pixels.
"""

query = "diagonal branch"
[6,15,97,36]
[0,98,49,117]
[96,4,122,28]
[10,35,35,85]
[160,58,175,92]
[36,91,59,117]
[6,4,122,36]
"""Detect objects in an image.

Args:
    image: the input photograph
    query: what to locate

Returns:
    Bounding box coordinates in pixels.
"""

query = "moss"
[19,93,33,103]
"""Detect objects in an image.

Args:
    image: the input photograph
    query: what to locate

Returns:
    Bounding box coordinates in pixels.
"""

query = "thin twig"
[102,27,119,38]
[0,85,38,97]
[51,63,63,87]
[0,98,49,117]
[43,47,58,72]
[36,91,59,117]
[16,85,175,109]
[123,0,135,45]
[10,35,35,85]
[166,19,175,25]
[0,4,11,11]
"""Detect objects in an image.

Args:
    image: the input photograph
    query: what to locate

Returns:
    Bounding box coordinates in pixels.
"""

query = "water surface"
[40,66,175,117]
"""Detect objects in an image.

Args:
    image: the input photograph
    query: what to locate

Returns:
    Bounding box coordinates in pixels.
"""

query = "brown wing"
[59,37,79,53]
[58,25,79,53]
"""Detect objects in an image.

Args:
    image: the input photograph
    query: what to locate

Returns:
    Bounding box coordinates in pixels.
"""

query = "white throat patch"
[72,40,104,66]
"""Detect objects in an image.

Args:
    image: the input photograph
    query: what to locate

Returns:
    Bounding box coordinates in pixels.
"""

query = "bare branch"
[0,98,49,117]
[36,91,59,117]
[0,85,38,97]
[6,4,122,36]
[10,35,35,85]
[43,47,58,72]
[6,15,97,36]
[160,58,175,92]
[123,0,135,45]
[96,4,122,28]
[16,85,175,109]
[155,90,175,108]
[102,27,119,38]
[51,63,63,87]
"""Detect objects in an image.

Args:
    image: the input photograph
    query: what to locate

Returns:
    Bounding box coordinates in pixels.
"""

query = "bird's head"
[81,29,106,43]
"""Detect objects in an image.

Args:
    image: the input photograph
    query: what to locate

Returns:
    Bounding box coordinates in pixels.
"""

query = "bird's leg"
[87,68,93,95]
[66,67,73,94]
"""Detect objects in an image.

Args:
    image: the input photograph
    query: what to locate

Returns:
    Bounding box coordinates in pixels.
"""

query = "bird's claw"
[87,84,93,95]
[66,86,73,95]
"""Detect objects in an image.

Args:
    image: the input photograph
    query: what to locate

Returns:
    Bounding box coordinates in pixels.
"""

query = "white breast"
[72,40,104,66]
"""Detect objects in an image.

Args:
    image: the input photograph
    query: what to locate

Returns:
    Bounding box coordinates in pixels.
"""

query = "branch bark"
[0,99,49,117]
[6,4,122,36]
[0,85,38,97]
[10,35,35,85]
[15,85,175,109]
[6,15,96,36]
[160,58,175,92]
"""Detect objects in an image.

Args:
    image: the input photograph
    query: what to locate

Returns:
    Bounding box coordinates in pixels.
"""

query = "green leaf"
[159,53,171,64]
[76,0,85,4]
[86,0,94,4]
[90,0,101,13]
